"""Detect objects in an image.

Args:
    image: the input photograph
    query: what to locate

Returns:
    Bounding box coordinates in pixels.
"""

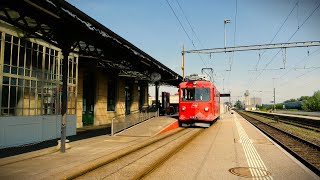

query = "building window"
[107,79,116,111]
[0,32,78,116]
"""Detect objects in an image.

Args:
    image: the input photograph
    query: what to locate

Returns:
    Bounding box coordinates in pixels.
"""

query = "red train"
[178,74,220,127]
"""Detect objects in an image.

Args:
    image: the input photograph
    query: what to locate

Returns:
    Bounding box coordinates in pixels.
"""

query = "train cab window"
[181,88,210,101]
[181,88,194,101]
[196,88,210,101]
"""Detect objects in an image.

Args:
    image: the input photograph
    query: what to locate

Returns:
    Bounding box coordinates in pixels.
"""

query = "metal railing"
[111,109,158,136]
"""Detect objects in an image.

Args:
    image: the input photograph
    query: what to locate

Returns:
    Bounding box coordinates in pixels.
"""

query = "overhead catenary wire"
[254,1,299,70]
[174,0,205,49]
[248,0,299,85]
[286,0,320,43]
[279,48,320,79]
[165,0,207,69]
[296,66,320,78]
[248,0,320,90]
[278,48,320,87]
[173,0,214,80]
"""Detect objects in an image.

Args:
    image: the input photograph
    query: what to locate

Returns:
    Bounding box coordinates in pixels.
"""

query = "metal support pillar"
[155,82,159,116]
[60,49,69,153]
[181,45,185,78]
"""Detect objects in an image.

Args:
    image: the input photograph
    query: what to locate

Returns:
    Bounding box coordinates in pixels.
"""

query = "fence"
[111,109,158,136]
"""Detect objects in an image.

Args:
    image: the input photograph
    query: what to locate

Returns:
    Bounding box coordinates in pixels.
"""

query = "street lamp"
[224,19,231,48]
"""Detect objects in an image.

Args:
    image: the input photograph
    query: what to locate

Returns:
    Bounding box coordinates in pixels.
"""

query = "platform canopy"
[0,0,183,86]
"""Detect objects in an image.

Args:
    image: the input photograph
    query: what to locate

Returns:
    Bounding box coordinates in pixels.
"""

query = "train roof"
[183,74,210,82]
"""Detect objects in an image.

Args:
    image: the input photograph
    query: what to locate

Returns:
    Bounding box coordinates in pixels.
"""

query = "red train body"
[178,75,220,127]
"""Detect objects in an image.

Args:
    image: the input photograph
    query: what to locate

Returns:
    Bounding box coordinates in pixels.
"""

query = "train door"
[82,72,95,126]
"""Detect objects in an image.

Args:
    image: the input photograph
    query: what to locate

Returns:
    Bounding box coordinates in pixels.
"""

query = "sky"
[67,0,320,104]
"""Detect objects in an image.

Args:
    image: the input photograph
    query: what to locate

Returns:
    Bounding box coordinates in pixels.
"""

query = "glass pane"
[32,48,37,70]
[3,65,10,73]
[45,52,49,71]
[38,50,43,69]
[19,46,25,67]
[9,86,17,108]
[11,66,17,74]
[26,47,31,69]
[4,41,11,65]
[18,79,24,87]
[25,80,30,87]
[11,77,17,85]
[18,67,24,75]
[3,76,9,84]
[5,34,11,42]
[12,36,19,44]
[31,80,36,87]
[1,85,9,108]
[12,44,18,66]
[25,69,30,76]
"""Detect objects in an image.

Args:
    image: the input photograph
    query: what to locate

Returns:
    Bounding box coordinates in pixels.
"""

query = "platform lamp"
[224,19,231,48]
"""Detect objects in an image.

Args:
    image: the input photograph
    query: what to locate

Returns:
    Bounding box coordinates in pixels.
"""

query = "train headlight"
[204,107,209,112]
[182,106,186,111]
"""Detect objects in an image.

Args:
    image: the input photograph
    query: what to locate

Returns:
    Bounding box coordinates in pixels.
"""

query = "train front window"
[181,88,210,101]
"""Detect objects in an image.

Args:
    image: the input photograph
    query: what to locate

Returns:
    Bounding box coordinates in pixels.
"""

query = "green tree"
[302,90,320,111]
[234,100,242,109]
[284,98,298,103]
[275,103,284,110]
[299,96,310,101]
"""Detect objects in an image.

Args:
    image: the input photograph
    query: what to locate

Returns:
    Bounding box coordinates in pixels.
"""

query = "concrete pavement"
[0,116,178,179]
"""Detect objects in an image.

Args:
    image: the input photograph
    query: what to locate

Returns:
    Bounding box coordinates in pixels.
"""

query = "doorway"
[82,72,95,126]
[125,82,133,115]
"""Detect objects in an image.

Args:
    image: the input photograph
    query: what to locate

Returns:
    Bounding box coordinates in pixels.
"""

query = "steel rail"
[248,111,320,129]
[69,128,205,179]
[246,111,320,132]
[237,111,320,176]
[135,128,205,179]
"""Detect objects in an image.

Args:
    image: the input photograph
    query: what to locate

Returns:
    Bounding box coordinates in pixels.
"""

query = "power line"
[165,0,207,69]
[173,0,209,71]
[296,66,320,78]
[279,48,320,79]
[287,0,320,42]
[251,1,299,86]
[174,0,204,49]
[255,1,298,70]
[249,1,298,87]
[165,0,194,47]
[249,1,320,89]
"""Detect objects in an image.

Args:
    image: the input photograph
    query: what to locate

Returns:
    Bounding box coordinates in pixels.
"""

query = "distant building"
[250,97,262,107]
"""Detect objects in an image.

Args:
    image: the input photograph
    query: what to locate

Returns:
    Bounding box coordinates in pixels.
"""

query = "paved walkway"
[0,116,178,179]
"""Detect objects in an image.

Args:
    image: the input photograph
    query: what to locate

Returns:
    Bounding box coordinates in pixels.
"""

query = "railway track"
[247,111,320,130]
[69,127,205,179]
[237,111,320,176]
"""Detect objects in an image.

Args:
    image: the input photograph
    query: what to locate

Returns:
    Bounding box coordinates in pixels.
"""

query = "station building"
[0,1,182,148]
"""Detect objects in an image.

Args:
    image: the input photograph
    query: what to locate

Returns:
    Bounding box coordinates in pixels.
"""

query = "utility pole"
[273,88,276,111]
[272,78,277,112]
[181,45,185,78]
[224,19,231,48]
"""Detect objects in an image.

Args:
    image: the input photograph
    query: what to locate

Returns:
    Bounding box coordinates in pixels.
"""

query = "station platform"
[0,116,178,179]
[0,113,318,179]
[148,112,318,179]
